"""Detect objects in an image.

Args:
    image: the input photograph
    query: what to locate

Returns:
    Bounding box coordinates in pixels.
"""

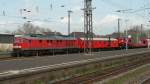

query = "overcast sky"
[0,0,150,35]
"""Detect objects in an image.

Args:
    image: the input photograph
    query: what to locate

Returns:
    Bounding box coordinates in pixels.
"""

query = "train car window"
[50,40,52,43]
[104,41,106,44]
[39,40,42,43]
[47,40,49,43]
[23,39,28,42]
[18,39,23,43]
[57,40,59,43]
[29,40,31,43]
[99,41,101,44]
[128,39,131,42]
[143,41,146,44]
[60,40,62,43]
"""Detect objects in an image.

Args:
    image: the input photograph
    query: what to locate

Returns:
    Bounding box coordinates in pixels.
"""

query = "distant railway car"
[0,34,14,52]
[79,37,119,50]
[140,38,149,47]
[117,37,148,48]
[146,39,150,46]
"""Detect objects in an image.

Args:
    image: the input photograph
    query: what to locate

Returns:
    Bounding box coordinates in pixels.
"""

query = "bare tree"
[37,27,52,34]
[4,30,12,34]
[15,23,52,34]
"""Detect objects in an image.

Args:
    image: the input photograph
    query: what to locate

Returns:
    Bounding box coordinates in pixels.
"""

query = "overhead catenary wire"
[107,0,150,20]
[100,0,126,9]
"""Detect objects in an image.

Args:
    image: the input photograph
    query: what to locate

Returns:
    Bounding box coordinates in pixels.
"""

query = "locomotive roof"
[15,34,76,40]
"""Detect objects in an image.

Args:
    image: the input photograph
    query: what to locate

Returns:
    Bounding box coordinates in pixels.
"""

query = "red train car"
[117,37,148,48]
[12,34,149,57]
[139,38,149,47]
[78,37,119,51]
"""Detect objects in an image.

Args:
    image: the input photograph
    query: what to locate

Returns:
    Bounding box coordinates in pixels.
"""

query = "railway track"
[142,79,150,84]
[0,56,16,61]
[0,48,149,61]
[0,56,28,61]
[54,55,150,84]
[0,52,16,61]
[141,78,150,84]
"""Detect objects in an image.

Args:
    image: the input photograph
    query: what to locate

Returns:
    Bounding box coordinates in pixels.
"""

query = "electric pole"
[118,18,121,38]
[141,24,143,37]
[148,31,150,48]
[136,27,139,43]
[68,10,73,36]
[66,10,73,56]
[83,0,95,53]
[125,19,129,51]
[147,25,150,49]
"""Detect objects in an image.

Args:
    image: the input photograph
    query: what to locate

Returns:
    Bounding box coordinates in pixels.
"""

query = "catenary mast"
[83,0,94,53]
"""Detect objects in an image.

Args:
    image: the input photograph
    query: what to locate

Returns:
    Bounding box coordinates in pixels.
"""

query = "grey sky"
[0,0,150,35]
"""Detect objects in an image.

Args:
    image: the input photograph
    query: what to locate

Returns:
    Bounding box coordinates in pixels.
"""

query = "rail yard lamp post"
[118,18,121,38]
[148,32,150,49]
[116,9,132,51]
[147,24,150,49]
[68,10,73,36]
[66,10,73,56]
[60,9,73,55]
[125,19,129,51]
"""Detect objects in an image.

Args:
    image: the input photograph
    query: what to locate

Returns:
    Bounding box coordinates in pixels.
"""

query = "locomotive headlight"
[128,35,132,38]
[13,45,21,48]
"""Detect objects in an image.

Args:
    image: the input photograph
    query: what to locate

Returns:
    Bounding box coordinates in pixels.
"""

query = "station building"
[0,34,14,52]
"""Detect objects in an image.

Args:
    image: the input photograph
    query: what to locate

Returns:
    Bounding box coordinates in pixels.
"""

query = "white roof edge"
[80,37,117,41]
